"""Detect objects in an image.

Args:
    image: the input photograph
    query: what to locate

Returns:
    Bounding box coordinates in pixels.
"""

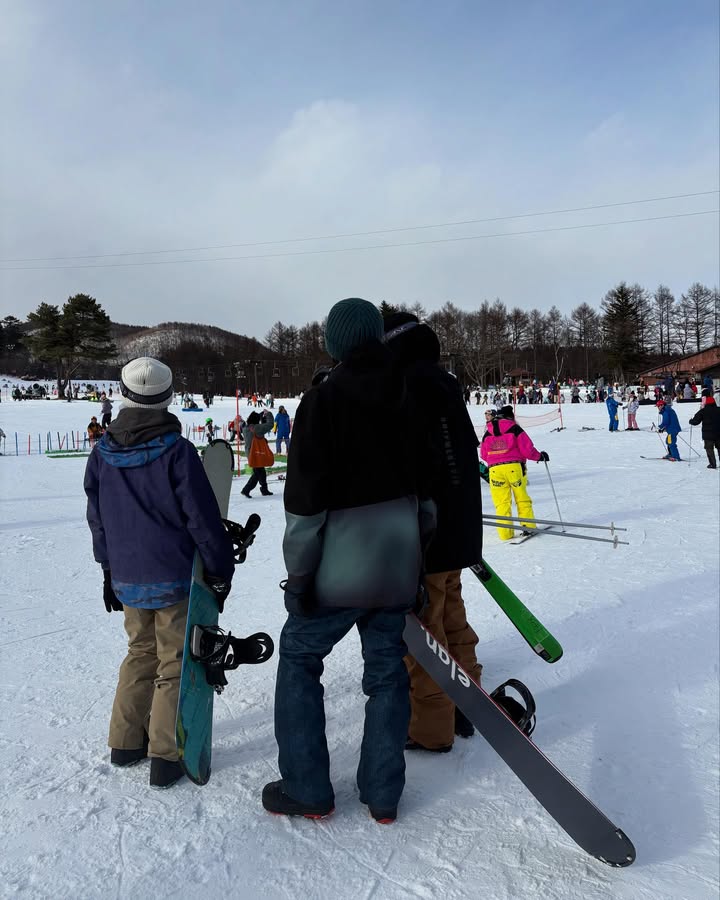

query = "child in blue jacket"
[657,399,682,460]
[606,393,621,432]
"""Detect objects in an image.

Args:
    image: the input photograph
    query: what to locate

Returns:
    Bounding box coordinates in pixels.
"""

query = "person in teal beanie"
[657,399,682,460]
[606,392,621,431]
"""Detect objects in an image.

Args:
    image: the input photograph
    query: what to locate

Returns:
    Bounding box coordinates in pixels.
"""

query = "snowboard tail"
[469,560,563,663]
[403,613,636,867]
[176,440,235,786]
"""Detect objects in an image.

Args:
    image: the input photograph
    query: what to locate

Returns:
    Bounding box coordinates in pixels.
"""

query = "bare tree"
[652,285,675,356]
[681,282,714,352]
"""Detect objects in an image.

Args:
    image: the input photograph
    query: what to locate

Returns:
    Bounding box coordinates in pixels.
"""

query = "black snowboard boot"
[110,732,149,767]
[405,738,452,753]
[149,758,185,789]
[262,780,334,819]
[359,797,397,824]
[454,707,475,738]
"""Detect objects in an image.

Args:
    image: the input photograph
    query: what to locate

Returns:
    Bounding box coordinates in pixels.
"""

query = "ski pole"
[544,461,565,531]
[481,513,627,532]
[678,433,701,458]
[688,425,693,467]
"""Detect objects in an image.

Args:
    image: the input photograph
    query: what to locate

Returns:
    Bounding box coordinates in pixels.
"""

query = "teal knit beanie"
[324,298,384,362]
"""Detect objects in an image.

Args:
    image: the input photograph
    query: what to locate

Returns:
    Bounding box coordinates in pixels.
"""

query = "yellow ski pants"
[489,462,536,540]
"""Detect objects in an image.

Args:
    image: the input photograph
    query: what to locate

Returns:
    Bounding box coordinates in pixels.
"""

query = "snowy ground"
[1,389,718,900]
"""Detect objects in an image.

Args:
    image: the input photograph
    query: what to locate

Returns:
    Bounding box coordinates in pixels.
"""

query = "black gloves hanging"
[103,570,123,613]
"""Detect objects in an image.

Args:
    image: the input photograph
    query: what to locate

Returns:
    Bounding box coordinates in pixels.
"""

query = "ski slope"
[1,388,718,900]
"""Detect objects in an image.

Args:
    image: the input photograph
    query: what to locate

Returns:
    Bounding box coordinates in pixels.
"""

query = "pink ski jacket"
[480,418,542,468]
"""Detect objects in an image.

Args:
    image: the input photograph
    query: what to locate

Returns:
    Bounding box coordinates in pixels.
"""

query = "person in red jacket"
[480,406,548,540]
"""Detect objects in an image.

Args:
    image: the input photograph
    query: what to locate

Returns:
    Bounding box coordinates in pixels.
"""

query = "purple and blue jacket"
[84,425,233,609]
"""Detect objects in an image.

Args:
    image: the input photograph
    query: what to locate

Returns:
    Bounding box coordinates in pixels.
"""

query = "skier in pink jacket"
[480,406,549,540]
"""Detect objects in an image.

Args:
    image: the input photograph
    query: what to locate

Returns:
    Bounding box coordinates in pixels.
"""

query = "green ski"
[469,559,563,663]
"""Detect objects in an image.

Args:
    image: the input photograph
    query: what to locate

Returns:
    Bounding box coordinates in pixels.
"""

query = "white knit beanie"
[120,357,174,410]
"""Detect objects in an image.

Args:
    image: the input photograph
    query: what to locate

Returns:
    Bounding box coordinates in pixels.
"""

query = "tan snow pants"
[406,570,483,749]
[108,599,189,760]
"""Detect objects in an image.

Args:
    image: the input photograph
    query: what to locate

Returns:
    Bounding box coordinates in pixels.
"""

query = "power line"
[1,190,717,263]
[1,209,716,272]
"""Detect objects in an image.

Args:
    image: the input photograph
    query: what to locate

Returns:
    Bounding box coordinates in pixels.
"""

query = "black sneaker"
[405,738,452,753]
[359,798,397,824]
[262,780,334,819]
[454,708,475,738]
[110,732,149,767]
[149,758,185,789]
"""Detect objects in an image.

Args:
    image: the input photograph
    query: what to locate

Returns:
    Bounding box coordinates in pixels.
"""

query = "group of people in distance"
[86,392,114,444]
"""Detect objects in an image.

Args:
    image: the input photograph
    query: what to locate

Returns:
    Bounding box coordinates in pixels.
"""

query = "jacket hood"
[325,340,406,413]
[106,407,181,446]
[96,430,181,468]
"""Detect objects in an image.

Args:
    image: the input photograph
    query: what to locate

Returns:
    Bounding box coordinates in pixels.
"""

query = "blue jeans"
[274,607,410,810]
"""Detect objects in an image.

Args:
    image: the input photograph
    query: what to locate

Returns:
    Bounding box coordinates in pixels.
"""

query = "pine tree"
[601,282,643,379]
[27,294,116,398]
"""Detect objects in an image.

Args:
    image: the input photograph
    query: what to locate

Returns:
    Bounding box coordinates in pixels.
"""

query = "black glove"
[538,451,550,462]
[280,576,315,617]
[103,570,123,613]
[658,427,665,434]
[205,573,232,613]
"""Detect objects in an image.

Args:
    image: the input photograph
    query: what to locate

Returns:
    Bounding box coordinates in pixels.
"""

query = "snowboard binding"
[222,513,261,565]
[190,625,274,694]
[490,679,537,737]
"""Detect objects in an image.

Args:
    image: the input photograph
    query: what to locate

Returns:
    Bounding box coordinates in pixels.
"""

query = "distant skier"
[274,405,291,454]
[204,417,215,442]
[99,392,113,429]
[240,409,275,497]
[87,416,103,444]
[689,390,720,468]
[657,399,682,461]
[84,357,234,789]
[606,392,620,432]
[480,406,548,540]
[624,393,640,431]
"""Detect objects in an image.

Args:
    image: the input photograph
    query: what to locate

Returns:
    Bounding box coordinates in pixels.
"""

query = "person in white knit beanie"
[84,356,234,789]
[119,357,174,410]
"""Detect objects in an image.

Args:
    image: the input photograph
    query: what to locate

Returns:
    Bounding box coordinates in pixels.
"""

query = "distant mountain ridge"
[110,320,272,361]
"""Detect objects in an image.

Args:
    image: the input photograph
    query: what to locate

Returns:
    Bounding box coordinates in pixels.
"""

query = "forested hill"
[110,321,271,361]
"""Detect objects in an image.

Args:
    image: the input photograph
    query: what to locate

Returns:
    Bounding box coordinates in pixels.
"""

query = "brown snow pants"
[108,599,189,760]
[406,570,483,749]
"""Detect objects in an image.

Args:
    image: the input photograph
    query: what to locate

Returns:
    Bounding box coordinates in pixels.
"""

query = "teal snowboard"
[469,559,563,663]
[176,440,235,785]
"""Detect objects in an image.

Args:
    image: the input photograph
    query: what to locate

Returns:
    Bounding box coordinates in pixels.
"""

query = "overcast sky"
[1,0,718,341]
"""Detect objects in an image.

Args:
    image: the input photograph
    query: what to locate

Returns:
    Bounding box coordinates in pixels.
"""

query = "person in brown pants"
[384,314,484,753]
[84,357,234,788]
[406,571,482,750]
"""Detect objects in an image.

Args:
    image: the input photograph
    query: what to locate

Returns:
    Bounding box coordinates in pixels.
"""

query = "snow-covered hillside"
[0,393,718,900]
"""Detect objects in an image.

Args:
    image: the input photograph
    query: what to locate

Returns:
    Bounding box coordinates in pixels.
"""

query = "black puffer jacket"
[689,401,720,441]
[283,340,431,613]
[384,314,483,573]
